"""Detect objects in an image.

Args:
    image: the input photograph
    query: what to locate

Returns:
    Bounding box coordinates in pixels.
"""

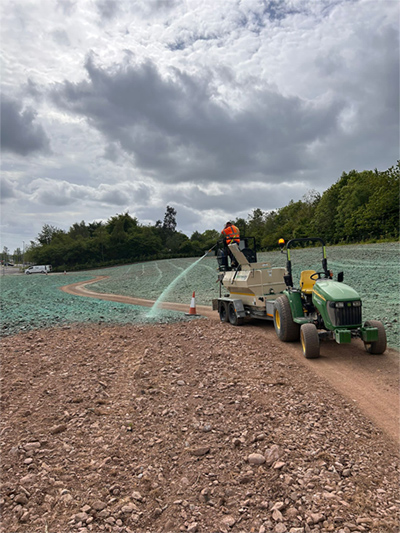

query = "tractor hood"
[312,279,362,329]
[312,280,361,302]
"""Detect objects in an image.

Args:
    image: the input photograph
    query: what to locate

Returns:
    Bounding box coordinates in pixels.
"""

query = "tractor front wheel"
[273,296,300,342]
[300,323,320,359]
[364,320,387,354]
[219,301,228,323]
[228,303,244,326]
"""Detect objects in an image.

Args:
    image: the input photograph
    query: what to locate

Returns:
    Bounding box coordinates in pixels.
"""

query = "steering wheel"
[310,271,327,281]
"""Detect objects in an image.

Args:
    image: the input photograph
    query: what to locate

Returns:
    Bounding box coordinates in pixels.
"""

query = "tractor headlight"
[328,300,362,309]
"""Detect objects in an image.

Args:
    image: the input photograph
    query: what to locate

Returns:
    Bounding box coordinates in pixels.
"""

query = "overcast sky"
[1,0,399,253]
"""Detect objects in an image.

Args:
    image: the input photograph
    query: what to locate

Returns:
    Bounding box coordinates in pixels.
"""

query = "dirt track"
[61,278,399,445]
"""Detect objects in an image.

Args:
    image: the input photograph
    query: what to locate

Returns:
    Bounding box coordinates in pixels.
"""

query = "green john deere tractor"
[273,237,387,359]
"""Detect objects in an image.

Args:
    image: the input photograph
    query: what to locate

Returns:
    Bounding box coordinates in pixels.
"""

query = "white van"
[25,265,52,274]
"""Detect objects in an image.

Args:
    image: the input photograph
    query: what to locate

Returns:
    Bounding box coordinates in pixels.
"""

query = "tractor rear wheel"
[300,323,320,359]
[363,320,387,354]
[219,301,228,323]
[228,303,244,326]
[273,296,300,341]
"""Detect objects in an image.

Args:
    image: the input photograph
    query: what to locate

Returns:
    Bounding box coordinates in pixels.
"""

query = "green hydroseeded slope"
[1,242,398,349]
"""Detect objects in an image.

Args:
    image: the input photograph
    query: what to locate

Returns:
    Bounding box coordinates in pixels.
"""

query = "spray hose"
[204,243,218,256]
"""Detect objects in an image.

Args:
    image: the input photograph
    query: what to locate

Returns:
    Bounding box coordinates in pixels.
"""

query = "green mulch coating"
[0,272,189,337]
[1,242,398,348]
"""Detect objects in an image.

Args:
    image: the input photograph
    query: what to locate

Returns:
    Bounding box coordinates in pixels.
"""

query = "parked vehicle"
[25,265,52,275]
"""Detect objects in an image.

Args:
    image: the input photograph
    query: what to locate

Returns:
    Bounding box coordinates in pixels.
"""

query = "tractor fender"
[283,290,304,320]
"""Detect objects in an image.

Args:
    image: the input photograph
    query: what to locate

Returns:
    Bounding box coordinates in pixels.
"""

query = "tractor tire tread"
[301,323,320,359]
[228,303,242,326]
[364,320,387,354]
[274,295,300,342]
[219,301,229,323]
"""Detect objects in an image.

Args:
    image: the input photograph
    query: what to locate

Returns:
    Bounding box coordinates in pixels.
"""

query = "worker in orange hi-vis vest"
[221,221,240,245]
[220,221,240,269]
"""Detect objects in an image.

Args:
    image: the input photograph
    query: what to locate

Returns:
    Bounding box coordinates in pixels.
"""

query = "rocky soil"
[1,320,399,533]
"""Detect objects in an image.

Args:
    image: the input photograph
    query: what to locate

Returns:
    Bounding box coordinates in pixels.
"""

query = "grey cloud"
[31,180,78,206]
[167,39,186,52]
[97,189,127,205]
[27,178,152,210]
[0,177,17,202]
[43,165,99,187]
[52,29,71,46]
[100,181,153,208]
[315,51,343,77]
[262,0,349,23]
[128,183,152,204]
[50,56,343,185]
[96,0,119,21]
[153,0,178,9]
[127,0,179,18]
[36,192,75,207]
[103,143,120,161]
[24,79,44,100]
[165,182,305,216]
[98,182,151,206]
[0,95,50,155]
[56,0,76,16]
[357,25,399,125]
[313,20,399,174]
[167,30,219,51]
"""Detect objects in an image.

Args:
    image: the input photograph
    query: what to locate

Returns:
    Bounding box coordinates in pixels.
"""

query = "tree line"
[17,162,399,271]
[21,206,220,271]
[235,162,399,250]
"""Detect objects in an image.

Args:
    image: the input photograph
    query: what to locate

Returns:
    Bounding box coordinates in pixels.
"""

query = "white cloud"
[0,0,398,251]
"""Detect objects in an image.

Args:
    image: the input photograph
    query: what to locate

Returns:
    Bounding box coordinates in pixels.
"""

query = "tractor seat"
[300,270,316,295]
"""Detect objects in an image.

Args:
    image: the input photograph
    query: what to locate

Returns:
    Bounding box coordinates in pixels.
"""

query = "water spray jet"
[146,246,216,319]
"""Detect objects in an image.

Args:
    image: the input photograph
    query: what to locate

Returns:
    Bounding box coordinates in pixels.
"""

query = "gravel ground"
[1,243,399,533]
[1,320,399,533]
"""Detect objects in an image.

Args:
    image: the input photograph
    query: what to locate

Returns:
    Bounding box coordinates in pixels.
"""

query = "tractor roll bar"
[285,236,326,249]
[282,237,329,288]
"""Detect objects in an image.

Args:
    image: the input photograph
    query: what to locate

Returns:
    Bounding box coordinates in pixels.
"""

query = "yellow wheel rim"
[275,310,281,330]
[301,331,306,352]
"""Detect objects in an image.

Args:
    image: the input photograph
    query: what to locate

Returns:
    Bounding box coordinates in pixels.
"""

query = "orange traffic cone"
[185,291,199,316]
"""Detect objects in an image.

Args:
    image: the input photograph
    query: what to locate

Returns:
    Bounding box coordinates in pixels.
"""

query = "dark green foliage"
[312,163,399,244]
[190,229,220,255]
[162,205,177,232]
[37,223,65,245]
[68,221,90,239]
[245,163,398,250]
[23,163,399,269]
[25,207,198,270]
[234,218,248,236]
